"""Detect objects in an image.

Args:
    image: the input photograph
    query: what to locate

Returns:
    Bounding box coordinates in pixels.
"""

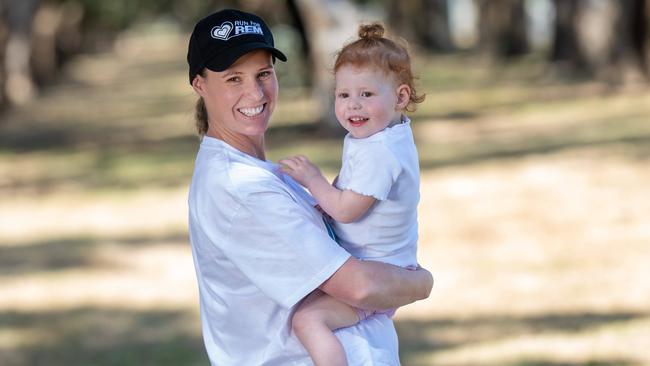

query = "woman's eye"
[226,76,240,83]
[258,71,271,79]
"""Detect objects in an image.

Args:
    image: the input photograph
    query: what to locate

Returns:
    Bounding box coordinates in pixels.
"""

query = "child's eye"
[337,92,349,98]
[361,91,373,97]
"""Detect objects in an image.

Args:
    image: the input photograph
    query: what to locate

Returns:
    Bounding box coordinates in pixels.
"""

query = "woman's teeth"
[239,105,264,117]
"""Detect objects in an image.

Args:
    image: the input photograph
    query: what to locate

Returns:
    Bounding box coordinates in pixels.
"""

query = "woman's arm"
[279,155,375,223]
[319,257,433,310]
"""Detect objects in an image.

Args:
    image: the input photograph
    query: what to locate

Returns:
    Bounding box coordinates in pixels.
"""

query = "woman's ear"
[395,84,411,110]
[191,74,206,96]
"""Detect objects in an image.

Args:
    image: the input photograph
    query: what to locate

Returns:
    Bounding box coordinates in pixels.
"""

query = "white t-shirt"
[334,118,419,268]
[188,136,402,366]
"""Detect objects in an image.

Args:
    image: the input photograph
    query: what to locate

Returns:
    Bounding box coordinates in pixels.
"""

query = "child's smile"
[334,65,403,139]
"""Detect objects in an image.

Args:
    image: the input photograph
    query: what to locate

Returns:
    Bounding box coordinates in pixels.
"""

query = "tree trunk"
[629,0,650,78]
[478,0,528,58]
[551,0,585,68]
[288,0,363,133]
[0,1,7,110]
[388,0,452,52]
[3,0,40,106]
[551,0,649,82]
[645,0,650,72]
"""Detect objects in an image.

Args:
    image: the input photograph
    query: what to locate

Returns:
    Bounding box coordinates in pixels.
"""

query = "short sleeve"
[337,142,402,200]
[217,179,351,309]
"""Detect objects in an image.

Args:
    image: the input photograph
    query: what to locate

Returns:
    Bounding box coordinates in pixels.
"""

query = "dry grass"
[1,29,649,366]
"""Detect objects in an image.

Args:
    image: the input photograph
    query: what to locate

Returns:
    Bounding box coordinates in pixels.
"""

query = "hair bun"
[358,23,384,39]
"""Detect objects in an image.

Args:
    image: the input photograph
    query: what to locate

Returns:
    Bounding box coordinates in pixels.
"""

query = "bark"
[478,0,528,58]
[388,0,452,52]
[629,0,649,77]
[0,1,7,110]
[288,0,362,132]
[646,0,650,72]
[550,0,649,82]
[551,0,581,62]
[2,0,40,105]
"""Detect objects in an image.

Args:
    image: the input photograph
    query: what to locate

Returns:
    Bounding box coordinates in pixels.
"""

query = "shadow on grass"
[4,106,650,195]
[418,134,650,170]
[0,307,208,366]
[406,360,638,366]
[0,307,643,366]
[0,134,198,194]
[396,311,647,366]
[0,119,198,153]
[0,231,188,276]
[0,113,330,155]
[507,360,638,366]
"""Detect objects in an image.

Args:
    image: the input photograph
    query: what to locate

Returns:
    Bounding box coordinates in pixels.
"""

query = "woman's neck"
[207,128,266,161]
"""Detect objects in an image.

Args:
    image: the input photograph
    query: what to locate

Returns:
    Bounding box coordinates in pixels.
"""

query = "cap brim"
[205,42,287,72]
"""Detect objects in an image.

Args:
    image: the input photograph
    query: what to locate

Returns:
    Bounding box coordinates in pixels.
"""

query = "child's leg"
[292,290,360,366]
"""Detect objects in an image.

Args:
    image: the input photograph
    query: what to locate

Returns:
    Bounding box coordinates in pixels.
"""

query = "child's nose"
[349,97,362,110]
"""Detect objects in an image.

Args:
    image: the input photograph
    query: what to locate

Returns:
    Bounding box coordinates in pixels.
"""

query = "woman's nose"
[245,80,265,100]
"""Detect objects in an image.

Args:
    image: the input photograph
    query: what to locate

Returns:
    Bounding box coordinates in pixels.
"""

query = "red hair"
[334,23,425,112]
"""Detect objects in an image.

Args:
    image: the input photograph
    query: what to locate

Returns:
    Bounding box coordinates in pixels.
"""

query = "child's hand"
[279,155,323,188]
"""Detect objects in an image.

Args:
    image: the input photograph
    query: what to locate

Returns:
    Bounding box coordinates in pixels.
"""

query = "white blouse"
[334,118,420,268]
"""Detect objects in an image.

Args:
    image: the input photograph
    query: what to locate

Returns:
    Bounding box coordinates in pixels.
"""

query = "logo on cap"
[211,20,264,41]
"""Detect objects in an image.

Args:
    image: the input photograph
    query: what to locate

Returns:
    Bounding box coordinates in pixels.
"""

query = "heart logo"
[211,22,233,40]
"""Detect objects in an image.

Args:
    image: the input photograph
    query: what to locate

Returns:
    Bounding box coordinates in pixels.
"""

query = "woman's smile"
[238,103,266,117]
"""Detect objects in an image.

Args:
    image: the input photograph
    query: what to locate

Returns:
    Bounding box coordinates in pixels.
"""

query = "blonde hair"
[194,70,209,136]
[195,97,209,136]
[334,23,425,112]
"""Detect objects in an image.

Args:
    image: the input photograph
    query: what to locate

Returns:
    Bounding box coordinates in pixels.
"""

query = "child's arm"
[279,155,375,223]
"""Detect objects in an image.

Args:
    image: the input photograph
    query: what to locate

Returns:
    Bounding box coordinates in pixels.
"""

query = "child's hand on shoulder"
[279,155,323,188]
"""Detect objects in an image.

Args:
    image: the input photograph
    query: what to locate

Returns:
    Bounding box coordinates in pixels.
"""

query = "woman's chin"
[244,124,270,137]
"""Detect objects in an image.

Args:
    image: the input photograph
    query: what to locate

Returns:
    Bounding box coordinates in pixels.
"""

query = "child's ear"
[395,84,411,110]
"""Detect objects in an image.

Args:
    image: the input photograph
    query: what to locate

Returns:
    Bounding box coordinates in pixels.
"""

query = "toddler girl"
[280,23,425,366]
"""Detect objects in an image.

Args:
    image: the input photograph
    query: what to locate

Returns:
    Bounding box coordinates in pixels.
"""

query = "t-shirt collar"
[201,136,278,171]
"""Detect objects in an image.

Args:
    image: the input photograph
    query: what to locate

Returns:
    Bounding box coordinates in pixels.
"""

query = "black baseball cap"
[187,9,287,84]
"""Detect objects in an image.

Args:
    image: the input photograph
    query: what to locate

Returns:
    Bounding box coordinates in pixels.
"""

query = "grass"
[1,29,649,366]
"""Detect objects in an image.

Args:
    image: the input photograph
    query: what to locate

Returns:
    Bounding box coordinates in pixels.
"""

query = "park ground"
[1,28,649,366]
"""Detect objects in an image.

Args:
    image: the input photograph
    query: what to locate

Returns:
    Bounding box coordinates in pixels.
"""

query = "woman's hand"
[279,155,324,188]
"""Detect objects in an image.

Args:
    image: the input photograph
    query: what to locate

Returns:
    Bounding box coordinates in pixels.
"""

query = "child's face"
[334,65,404,139]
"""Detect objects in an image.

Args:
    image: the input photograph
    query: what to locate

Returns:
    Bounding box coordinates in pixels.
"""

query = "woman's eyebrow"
[221,70,242,78]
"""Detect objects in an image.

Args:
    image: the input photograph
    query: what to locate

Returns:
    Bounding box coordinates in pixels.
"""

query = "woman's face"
[193,50,278,139]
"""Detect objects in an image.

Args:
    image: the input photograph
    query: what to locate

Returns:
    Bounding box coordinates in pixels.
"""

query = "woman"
[186,9,433,365]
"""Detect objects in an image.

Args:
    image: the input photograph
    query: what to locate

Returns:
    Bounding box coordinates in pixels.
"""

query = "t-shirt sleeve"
[338,143,402,201]
[217,179,351,309]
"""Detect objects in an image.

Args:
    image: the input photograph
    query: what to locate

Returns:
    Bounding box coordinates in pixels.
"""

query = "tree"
[478,0,528,58]
[550,0,650,82]
[388,0,452,52]
[287,0,365,132]
[1,0,40,107]
[550,0,584,71]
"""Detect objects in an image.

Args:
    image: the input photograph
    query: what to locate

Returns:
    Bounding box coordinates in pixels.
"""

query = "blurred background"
[1,0,649,365]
